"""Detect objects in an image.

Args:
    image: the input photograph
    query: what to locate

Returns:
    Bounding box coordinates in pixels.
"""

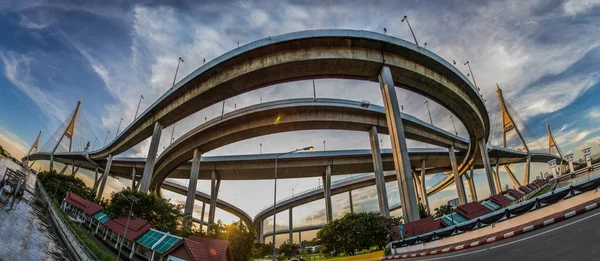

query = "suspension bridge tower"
[49,98,82,172]
[24,129,42,168]
[496,84,532,184]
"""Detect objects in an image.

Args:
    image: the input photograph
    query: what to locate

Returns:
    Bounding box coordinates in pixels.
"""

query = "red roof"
[519,186,532,193]
[104,216,151,241]
[65,192,103,216]
[402,217,445,237]
[526,184,537,190]
[489,194,512,207]
[162,236,231,261]
[455,202,492,220]
[507,189,524,199]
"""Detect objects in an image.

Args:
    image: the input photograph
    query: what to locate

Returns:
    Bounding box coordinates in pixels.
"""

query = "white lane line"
[488,211,600,250]
[401,210,600,261]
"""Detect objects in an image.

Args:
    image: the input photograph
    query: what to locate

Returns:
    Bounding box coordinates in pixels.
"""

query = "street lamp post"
[424,100,433,126]
[463,61,479,91]
[170,57,184,145]
[401,15,419,47]
[104,131,111,146]
[116,118,123,138]
[117,194,139,261]
[450,115,458,136]
[272,146,314,261]
[134,95,144,119]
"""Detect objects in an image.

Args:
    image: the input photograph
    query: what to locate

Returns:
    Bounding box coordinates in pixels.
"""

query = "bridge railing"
[164,178,211,195]
[257,173,373,215]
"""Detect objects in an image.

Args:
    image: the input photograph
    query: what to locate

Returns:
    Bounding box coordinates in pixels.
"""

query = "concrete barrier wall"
[393,188,600,255]
[37,179,94,261]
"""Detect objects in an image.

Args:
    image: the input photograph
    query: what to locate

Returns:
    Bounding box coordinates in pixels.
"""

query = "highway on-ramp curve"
[401,207,600,261]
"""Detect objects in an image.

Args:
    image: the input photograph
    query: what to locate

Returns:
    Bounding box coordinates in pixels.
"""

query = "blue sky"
[1,0,600,239]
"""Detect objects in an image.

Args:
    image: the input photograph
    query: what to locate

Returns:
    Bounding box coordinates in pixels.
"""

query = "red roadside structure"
[162,236,232,261]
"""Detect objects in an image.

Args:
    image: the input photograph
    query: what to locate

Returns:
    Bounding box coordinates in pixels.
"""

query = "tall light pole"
[272,146,314,261]
[450,115,458,136]
[116,118,123,138]
[103,131,111,146]
[116,194,139,261]
[463,61,479,91]
[424,100,433,126]
[170,57,184,145]
[401,15,419,47]
[134,95,144,119]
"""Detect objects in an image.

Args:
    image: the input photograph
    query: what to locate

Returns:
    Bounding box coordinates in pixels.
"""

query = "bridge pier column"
[323,165,333,223]
[299,231,302,249]
[92,167,99,194]
[348,190,354,213]
[139,122,163,193]
[185,148,201,215]
[369,126,390,218]
[466,166,478,202]
[493,160,502,192]
[504,165,522,189]
[131,167,136,190]
[449,145,467,205]
[524,153,531,185]
[419,160,430,214]
[289,207,293,243]
[479,139,497,196]
[49,153,54,172]
[259,219,264,244]
[378,66,419,222]
[96,154,113,201]
[208,170,221,228]
[568,160,575,174]
[199,202,206,233]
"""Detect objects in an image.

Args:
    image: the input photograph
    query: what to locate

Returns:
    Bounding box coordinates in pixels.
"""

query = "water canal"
[0,157,70,260]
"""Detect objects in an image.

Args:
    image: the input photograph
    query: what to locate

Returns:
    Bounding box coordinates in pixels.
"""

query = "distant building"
[162,236,232,261]
[447,198,459,207]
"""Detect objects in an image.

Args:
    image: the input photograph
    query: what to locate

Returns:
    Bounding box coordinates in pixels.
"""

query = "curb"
[383,201,600,260]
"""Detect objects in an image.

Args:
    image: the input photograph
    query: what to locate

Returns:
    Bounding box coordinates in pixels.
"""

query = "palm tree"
[433,205,454,218]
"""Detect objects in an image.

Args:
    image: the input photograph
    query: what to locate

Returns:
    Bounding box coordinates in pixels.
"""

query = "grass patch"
[52,199,115,261]
[533,184,553,197]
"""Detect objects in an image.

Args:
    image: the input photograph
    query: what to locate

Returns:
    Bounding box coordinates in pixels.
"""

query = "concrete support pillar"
[208,170,220,227]
[131,167,136,190]
[504,165,522,189]
[466,166,478,202]
[299,231,302,249]
[568,161,575,174]
[185,148,201,215]
[493,160,502,193]
[259,219,264,244]
[524,153,532,185]
[449,145,467,205]
[288,207,293,243]
[199,202,206,232]
[378,66,419,222]
[139,122,163,193]
[323,165,333,223]
[96,154,113,201]
[369,126,390,218]
[129,242,136,259]
[92,167,99,193]
[419,160,430,214]
[348,190,354,213]
[478,139,497,196]
[49,153,54,173]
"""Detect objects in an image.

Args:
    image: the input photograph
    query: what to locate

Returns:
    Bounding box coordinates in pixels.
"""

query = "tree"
[316,212,394,256]
[104,188,185,235]
[433,205,454,218]
[418,203,431,218]
[200,220,255,261]
[38,170,92,201]
[278,241,300,258]
[252,243,272,259]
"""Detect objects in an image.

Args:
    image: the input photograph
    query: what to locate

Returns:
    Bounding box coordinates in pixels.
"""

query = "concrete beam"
[369,126,390,218]
[379,66,419,222]
[139,121,163,193]
[504,165,522,189]
[449,146,467,205]
[96,154,112,201]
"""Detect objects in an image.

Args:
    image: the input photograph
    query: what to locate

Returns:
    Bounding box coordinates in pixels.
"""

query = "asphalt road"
[407,207,600,261]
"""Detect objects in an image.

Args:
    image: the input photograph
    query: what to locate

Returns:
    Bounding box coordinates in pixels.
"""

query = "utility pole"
[424,100,433,126]
[134,95,144,119]
[115,118,123,138]
[170,57,184,144]
[464,61,479,91]
[450,115,458,135]
[401,16,419,47]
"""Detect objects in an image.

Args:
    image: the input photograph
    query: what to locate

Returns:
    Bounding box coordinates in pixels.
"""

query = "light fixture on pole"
[424,100,433,126]
[134,95,144,119]
[116,194,139,261]
[104,131,111,146]
[272,146,314,260]
[450,115,458,136]
[463,61,479,91]
[401,15,419,47]
[116,118,123,138]
[169,57,184,144]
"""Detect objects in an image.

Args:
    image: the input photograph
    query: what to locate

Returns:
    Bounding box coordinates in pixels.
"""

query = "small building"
[136,228,182,261]
[61,192,103,227]
[162,236,232,261]
[103,216,152,259]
